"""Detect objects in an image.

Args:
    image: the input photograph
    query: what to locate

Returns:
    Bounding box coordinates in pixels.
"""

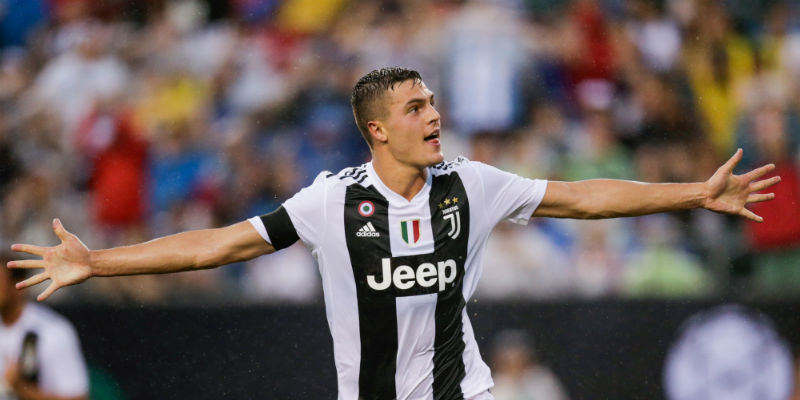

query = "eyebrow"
[404,94,435,108]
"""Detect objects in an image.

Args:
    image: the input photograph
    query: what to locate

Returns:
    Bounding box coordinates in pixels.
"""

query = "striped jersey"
[248,157,547,400]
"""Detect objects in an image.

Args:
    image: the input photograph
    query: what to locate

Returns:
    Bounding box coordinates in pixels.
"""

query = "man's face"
[377,80,443,168]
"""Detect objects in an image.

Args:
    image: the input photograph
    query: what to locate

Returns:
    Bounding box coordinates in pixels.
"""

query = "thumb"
[53,218,71,242]
[719,148,743,174]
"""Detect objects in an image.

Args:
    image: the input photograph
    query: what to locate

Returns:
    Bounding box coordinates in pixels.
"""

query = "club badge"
[438,197,461,239]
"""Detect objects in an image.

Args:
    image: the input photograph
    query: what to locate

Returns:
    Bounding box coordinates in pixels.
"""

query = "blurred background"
[1,0,800,398]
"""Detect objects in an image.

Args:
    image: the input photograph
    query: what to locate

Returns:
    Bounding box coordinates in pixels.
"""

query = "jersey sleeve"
[248,172,328,250]
[470,161,548,225]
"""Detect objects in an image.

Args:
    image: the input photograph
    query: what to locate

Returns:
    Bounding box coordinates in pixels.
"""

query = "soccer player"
[0,253,89,400]
[7,67,780,400]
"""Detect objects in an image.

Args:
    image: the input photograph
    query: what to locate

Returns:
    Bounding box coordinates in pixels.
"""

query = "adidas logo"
[356,222,380,238]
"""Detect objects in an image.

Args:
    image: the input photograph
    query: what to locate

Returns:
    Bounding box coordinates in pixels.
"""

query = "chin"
[426,153,445,166]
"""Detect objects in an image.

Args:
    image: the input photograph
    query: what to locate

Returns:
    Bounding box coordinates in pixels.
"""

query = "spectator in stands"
[737,104,800,294]
[683,1,754,157]
[490,329,570,400]
[75,100,148,233]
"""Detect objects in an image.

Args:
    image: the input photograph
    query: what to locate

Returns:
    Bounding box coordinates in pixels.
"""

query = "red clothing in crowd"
[746,161,800,250]
[76,109,148,227]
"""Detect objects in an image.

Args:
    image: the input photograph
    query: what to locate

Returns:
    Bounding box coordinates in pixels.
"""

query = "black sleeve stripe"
[259,206,300,250]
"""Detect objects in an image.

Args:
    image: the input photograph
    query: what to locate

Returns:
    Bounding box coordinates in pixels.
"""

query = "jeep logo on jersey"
[400,219,421,245]
[367,258,457,293]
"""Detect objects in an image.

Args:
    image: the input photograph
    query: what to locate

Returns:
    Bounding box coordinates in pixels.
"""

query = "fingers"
[750,175,781,192]
[6,259,46,269]
[16,273,49,290]
[747,193,775,203]
[37,283,59,302]
[739,208,763,223]
[10,243,47,257]
[744,163,775,181]
[720,148,743,174]
[9,219,69,256]
[53,218,71,242]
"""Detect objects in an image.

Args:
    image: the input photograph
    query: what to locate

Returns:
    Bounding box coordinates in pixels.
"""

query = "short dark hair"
[350,67,422,147]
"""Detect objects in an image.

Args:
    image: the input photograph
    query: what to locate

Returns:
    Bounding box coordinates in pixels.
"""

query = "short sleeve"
[40,322,89,397]
[470,161,547,225]
[249,172,328,250]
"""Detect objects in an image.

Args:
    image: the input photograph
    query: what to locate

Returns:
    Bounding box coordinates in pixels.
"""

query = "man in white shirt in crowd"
[0,253,88,400]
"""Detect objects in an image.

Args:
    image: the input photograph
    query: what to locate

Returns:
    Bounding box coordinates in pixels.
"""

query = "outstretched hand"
[6,218,92,301]
[704,149,781,222]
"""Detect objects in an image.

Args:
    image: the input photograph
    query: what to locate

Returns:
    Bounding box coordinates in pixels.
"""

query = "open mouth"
[424,129,440,144]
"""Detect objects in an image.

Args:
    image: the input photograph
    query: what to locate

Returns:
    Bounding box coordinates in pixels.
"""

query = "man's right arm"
[7,218,274,301]
[91,220,274,276]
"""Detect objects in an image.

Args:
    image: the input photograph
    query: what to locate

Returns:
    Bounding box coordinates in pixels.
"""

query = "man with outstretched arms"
[7,67,781,400]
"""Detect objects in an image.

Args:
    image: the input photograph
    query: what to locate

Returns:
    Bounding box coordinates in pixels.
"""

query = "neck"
[372,155,427,201]
[1,301,24,326]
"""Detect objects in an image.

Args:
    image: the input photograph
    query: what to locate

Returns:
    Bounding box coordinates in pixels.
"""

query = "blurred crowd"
[0,0,799,304]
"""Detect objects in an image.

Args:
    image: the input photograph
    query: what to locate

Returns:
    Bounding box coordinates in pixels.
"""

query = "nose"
[426,105,440,125]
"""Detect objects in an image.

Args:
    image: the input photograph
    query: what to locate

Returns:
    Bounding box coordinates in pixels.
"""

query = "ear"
[367,121,388,144]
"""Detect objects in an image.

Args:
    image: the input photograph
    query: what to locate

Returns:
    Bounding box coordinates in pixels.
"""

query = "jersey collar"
[365,162,432,205]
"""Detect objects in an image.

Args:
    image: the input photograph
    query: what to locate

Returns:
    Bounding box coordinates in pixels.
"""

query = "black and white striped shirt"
[249,157,547,400]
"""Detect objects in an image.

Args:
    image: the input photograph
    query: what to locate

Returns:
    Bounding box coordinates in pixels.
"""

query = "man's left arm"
[533,149,781,221]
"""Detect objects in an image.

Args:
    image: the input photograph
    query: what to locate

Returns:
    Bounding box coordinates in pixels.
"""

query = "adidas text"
[356,222,380,238]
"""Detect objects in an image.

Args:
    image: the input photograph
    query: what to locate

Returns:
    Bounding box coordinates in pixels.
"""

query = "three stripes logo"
[400,219,421,246]
[340,166,368,185]
[356,222,380,238]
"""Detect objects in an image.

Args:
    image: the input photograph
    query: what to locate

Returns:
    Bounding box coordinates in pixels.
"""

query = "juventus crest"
[438,196,461,239]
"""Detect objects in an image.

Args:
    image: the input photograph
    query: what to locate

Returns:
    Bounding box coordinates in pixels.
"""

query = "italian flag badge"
[400,219,421,246]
